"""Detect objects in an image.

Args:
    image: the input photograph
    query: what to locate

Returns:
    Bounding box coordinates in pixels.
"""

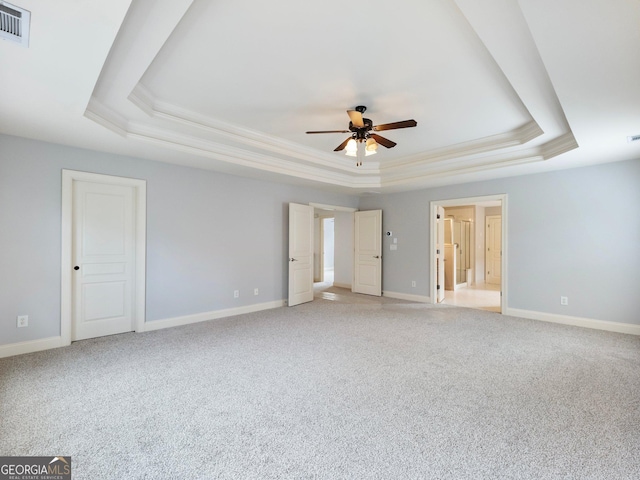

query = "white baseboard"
[383,291,432,303]
[0,336,69,359]
[3,303,636,360]
[0,301,285,358]
[333,282,351,289]
[141,300,285,332]
[505,308,640,336]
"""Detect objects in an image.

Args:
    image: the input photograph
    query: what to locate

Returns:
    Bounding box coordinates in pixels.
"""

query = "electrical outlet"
[234,290,239,298]
[254,288,259,296]
[411,280,416,288]
[17,315,28,328]
[560,296,568,306]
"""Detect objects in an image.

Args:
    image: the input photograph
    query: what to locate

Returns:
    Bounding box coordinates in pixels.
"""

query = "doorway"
[311,204,357,291]
[322,217,335,284]
[309,207,382,302]
[290,203,381,306]
[288,203,355,305]
[314,212,336,285]
[430,195,506,313]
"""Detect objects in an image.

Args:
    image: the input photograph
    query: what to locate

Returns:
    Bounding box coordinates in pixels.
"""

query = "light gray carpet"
[1,294,639,479]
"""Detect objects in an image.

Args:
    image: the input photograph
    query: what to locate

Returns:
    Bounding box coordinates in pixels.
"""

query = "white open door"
[486,215,502,285]
[436,206,445,303]
[288,203,314,306]
[353,210,382,296]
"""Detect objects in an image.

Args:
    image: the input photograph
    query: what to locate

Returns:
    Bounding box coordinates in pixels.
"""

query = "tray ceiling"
[2,0,639,193]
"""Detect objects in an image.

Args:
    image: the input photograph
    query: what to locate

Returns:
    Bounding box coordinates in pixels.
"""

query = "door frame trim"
[61,170,147,344]
[429,194,507,313]
[309,203,357,213]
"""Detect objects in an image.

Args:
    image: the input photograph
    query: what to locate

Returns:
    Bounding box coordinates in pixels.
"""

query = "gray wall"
[360,159,640,325]
[0,134,358,346]
[2,132,638,349]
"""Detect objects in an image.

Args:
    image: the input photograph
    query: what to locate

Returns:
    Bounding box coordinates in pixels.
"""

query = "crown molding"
[85,97,378,185]
[87,93,579,191]
[542,131,579,159]
[128,84,554,179]
[125,123,381,188]
[381,121,544,171]
[127,83,156,117]
[84,97,129,137]
[380,151,544,188]
[129,84,360,173]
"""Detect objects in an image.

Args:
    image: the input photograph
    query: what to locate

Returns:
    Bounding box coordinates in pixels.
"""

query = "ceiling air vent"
[627,134,640,143]
[0,2,30,47]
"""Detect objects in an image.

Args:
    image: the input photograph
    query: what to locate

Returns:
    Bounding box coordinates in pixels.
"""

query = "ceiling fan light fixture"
[365,138,378,155]
[345,138,358,156]
[306,106,416,161]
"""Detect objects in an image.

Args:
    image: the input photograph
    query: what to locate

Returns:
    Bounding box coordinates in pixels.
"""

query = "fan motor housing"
[349,118,373,139]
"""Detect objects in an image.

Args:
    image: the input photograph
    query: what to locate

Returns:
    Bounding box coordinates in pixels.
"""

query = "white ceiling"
[1,0,639,194]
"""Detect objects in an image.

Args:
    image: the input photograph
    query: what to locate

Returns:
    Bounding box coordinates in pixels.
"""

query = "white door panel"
[82,282,126,321]
[353,210,382,296]
[73,181,135,340]
[288,203,314,306]
[357,264,378,287]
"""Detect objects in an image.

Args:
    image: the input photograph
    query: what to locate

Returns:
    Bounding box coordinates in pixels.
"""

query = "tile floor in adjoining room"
[442,282,501,312]
[314,270,501,313]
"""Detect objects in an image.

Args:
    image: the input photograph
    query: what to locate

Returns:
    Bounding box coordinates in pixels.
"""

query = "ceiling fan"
[306,106,417,166]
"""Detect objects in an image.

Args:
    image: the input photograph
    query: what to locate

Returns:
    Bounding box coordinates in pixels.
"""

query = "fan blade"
[334,137,352,152]
[347,110,364,128]
[370,134,397,148]
[373,119,417,131]
[306,130,350,134]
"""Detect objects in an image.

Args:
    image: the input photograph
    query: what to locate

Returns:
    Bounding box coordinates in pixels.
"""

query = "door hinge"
[437,214,441,219]
[436,249,440,255]
[437,285,441,290]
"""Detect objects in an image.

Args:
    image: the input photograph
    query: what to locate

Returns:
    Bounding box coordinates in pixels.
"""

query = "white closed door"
[72,181,136,340]
[486,215,502,285]
[353,210,382,296]
[288,203,314,307]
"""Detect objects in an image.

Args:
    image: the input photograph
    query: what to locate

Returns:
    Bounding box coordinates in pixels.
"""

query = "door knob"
[74,266,80,270]
[373,255,380,259]
[290,258,297,262]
